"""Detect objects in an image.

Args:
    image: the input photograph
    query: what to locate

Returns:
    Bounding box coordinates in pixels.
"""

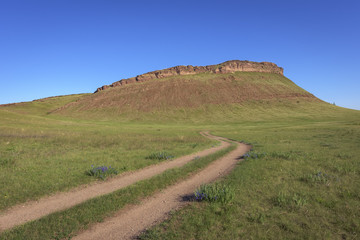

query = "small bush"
[146,151,174,160]
[194,183,235,204]
[87,165,118,180]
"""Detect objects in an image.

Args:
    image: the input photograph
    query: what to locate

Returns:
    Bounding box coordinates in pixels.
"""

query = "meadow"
[140,109,360,239]
[1,93,359,239]
[0,97,214,210]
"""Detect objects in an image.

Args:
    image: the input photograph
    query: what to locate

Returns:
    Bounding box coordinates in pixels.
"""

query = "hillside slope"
[53,61,326,121]
[0,94,88,116]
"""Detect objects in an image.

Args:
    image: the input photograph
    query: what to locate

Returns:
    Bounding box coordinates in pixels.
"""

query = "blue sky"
[1,0,359,110]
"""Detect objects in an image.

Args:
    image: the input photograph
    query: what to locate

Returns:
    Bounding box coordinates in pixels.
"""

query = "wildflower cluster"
[302,171,338,185]
[194,183,235,204]
[87,165,118,180]
[194,191,210,201]
[146,151,174,160]
[243,151,267,160]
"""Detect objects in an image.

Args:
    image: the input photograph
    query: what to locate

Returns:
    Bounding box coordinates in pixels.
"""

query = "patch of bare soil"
[73,133,250,240]
[0,133,229,232]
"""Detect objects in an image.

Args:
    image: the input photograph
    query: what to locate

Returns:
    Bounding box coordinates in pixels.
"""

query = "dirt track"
[73,133,250,240]
[0,132,229,232]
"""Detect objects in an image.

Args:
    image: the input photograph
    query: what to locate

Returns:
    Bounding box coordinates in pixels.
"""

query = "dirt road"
[0,133,229,232]
[74,133,250,239]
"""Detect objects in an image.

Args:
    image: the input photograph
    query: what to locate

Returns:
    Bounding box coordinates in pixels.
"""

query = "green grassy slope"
[0,94,88,116]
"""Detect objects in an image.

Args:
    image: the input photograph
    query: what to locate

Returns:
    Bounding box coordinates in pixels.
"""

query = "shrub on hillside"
[194,183,235,204]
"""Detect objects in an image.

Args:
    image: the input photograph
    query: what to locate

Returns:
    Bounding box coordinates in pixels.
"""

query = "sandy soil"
[0,132,229,232]
[73,133,250,240]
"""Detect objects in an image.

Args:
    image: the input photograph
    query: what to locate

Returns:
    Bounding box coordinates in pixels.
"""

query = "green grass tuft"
[194,183,235,204]
[145,151,174,160]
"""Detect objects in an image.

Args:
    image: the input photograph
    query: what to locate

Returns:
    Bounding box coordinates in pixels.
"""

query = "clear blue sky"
[1,0,359,110]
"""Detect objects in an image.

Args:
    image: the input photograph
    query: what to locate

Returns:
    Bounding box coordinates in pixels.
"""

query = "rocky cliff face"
[95,60,284,93]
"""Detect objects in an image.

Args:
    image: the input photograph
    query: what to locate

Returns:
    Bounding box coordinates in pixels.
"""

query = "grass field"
[0,98,215,210]
[0,144,236,239]
[140,109,360,239]
[1,74,359,239]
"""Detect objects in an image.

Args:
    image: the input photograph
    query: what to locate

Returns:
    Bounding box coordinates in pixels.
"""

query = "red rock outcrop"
[95,60,283,93]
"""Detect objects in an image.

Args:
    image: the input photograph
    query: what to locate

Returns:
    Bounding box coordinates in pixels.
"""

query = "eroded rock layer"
[95,60,283,93]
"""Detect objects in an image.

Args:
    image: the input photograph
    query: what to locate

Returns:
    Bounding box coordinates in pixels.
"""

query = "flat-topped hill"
[3,60,340,122]
[51,60,325,121]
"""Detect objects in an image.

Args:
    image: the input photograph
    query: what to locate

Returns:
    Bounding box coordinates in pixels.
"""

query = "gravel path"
[73,133,250,240]
[0,132,229,232]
